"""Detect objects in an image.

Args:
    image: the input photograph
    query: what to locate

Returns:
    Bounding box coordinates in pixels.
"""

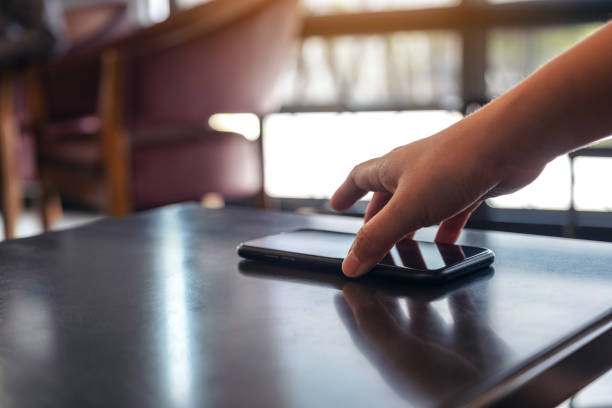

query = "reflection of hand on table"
[379,236,466,272]
[338,283,511,406]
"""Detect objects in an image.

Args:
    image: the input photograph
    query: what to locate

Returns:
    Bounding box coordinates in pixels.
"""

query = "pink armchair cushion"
[18,133,37,181]
[40,138,102,170]
[131,131,262,208]
[126,0,299,131]
[36,0,299,210]
[40,128,262,209]
[44,115,101,140]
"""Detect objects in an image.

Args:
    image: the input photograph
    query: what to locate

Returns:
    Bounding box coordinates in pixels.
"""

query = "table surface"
[1,204,611,408]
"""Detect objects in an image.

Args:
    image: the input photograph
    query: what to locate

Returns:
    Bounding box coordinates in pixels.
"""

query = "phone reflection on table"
[336,283,512,406]
[379,238,468,271]
[238,254,506,405]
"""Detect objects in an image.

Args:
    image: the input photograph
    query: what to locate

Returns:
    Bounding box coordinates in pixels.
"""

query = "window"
[264,111,462,198]
[263,0,612,238]
[485,23,603,210]
[279,32,461,110]
[487,23,602,98]
[574,157,612,212]
[487,157,571,211]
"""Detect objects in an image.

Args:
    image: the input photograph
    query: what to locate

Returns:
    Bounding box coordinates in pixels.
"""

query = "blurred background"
[1,0,612,244]
[1,0,612,404]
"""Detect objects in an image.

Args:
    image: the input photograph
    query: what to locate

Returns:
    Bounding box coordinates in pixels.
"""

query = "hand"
[330,118,546,277]
[332,23,612,278]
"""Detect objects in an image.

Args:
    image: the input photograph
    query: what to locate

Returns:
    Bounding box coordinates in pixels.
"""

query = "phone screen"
[241,230,488,271]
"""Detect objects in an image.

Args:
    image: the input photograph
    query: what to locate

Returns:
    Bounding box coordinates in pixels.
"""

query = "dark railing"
[302,1,612,36]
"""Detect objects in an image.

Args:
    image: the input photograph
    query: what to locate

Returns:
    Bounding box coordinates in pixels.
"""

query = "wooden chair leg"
[25,67,62,231]
[39,186,62,231]
[99,49,132,217]
[0,72,22,239]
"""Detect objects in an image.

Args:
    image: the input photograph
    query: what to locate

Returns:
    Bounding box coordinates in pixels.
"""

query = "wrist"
[463,88,560,179]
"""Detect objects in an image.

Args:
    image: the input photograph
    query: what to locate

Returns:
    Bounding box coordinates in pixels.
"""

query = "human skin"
[331,22,612,277]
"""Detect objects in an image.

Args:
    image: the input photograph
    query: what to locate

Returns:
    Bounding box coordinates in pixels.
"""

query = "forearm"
[469,22,612,170]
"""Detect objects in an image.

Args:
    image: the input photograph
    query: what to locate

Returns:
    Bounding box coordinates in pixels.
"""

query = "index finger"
[330,158,388,211]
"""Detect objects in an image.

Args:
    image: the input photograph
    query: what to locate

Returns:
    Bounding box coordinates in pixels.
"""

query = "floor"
[0,209,103,240]
[558,369,612,407]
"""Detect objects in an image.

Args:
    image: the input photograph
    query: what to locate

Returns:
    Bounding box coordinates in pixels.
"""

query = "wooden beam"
[301,0,612,37]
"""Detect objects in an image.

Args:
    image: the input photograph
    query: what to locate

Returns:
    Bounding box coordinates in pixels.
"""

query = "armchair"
[0,1,133,238]
[33,0,300,224]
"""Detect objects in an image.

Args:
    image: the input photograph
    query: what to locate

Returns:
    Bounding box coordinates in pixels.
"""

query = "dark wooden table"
[0,204,611,408]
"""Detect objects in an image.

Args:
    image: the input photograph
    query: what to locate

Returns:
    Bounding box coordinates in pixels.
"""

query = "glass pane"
[148,0,170,22]
[487,156,571,210]
[176,0,211,8]
[263,110,463,198]
[565,369,612,408]
[487,23,602,98]
[574,157,612,212]
[279,31,461,109]
[303,0,458,14]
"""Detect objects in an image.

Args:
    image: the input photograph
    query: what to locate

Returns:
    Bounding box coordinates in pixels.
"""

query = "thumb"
[343,192,421,277]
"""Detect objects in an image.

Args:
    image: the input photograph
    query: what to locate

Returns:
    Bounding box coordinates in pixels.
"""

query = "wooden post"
[0,71,22,239]
[461,0,488,114]
[254,114,273,209]
[26,66,63,231]
[98,48,132,217]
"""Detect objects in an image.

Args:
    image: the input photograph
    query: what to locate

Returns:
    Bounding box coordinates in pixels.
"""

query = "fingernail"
[343,251,364,277]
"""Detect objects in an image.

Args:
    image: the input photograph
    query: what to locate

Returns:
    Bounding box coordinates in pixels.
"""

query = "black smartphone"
[237,229,494,283]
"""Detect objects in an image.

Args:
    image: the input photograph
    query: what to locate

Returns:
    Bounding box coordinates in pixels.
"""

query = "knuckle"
[389,146,404,155]
[377,154,402,192]
[378,164,396,192]
[349,162,365,180]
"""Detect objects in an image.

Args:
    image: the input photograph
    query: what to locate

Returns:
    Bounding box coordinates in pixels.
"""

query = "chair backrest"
[64,2,132,51]
[40,2,134,122]
[124,0,301,131]
[40,0,300,129]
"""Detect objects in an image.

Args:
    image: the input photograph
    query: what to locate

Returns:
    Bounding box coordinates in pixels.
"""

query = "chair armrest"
[64,2,133,53]
[45,0,275,69]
